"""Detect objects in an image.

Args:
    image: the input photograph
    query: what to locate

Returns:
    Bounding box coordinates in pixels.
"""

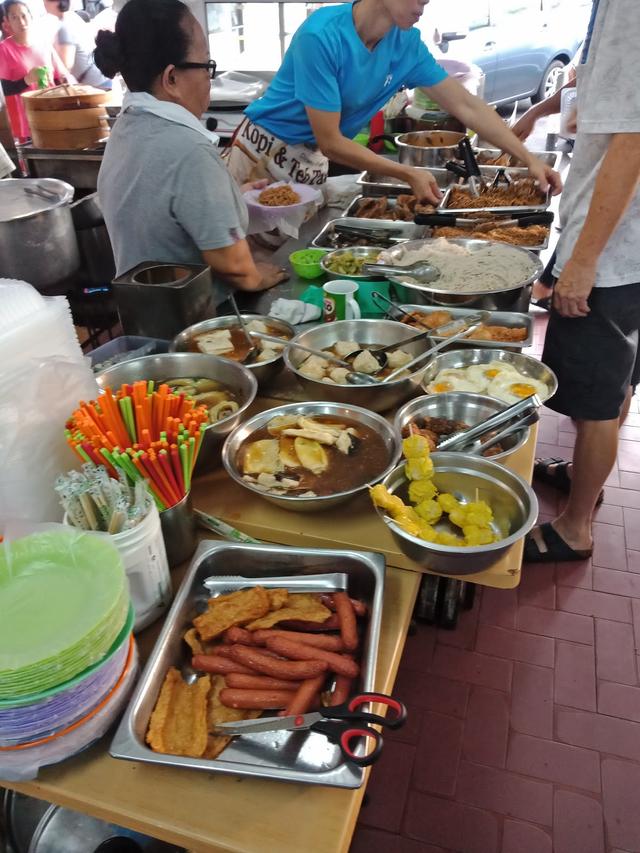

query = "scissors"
[215,692,407,767]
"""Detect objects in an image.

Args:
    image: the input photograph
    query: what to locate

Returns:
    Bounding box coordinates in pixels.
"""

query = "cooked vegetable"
[325,251,380,276]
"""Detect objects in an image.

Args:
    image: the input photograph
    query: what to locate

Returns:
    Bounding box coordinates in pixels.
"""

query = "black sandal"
[533,457,605,507]
[532,295,552,311]
[524,522,593,564]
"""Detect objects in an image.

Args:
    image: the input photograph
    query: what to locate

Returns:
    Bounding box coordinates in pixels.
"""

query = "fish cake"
[194,587,271,641]
[146,668,210,758]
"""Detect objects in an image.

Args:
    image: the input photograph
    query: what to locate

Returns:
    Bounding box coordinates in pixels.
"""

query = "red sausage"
[225,673,301,691]
[320,594,368,618]
[220,688,294,710]
[278,615,341,632]
[264,637,360,678]
[216,644,281,659]
[228,644,328,681]
[333,591,359,651]
[223,626,255,645]
[326,674,354,706]
[284,674,326,717]
[252,629,344,652]
[191,654,255,676]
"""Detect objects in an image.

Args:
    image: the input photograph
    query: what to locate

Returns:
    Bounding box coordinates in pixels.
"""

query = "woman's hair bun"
[94,30,124,78]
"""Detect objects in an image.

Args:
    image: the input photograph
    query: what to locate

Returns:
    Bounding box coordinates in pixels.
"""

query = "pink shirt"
[0,37,58,141]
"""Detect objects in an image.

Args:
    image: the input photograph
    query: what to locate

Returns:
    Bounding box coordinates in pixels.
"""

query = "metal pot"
[0,178,81,291]
[370,130,466,168]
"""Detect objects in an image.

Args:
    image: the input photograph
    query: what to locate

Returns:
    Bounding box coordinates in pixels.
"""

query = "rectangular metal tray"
[393,304,534,351]
[111,540,386,789]
[474,148,562,173]
[437,183,551,216]
[356,168,454,197]
[311,216,425,249]
[342,194,436,227]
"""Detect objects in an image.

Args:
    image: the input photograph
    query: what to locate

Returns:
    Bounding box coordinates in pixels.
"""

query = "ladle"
[228,294,260,364]
[362,259,441,284]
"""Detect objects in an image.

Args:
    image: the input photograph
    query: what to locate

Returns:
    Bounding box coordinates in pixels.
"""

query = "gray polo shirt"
[98,110,249,303]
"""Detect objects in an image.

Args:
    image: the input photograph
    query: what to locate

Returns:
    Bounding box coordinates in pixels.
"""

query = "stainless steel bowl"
[382,238,542,312]
[420,348,558,404]
[320,246,385,281]
[96,352,258,470]
[394,392,529,464]
[284,319,430,413]
[222,401,401,512]
[374,452,538,575]
[170,314,296,386]
[394,130,466,168]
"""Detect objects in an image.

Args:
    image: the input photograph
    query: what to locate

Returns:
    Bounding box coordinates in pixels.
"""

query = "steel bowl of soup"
[170,314,295,386]
[222,401,401,512]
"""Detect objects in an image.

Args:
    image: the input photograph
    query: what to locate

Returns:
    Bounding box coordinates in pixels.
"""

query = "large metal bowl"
[284,319,430,413]
[222,401,401,512]
[374,452,538,575]
[170,314,295,386]
[420,348,558,404]
[394,130,466,168]
[381,238,542,312]
[320,246,385,281]
[96,352,258,470]
[394,392,529,464]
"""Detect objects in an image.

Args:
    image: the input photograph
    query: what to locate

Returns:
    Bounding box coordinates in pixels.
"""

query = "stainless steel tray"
[111,540,386,789]
[356,168,453,197]
[393,304,534,350]
[474,148,561,173]
[341,194,436,228]
[311,216,425,249]
[437,183,551,215]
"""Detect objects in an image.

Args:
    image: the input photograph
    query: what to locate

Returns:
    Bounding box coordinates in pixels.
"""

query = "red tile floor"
[350,312,640,853]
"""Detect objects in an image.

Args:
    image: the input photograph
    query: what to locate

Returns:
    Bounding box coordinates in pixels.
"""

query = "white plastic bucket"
[64,502,171,632]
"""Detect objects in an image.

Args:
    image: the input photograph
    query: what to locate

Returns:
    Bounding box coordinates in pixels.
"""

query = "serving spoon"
[361,259,441,284]
[344,327,437,373]
[228,293,260,364]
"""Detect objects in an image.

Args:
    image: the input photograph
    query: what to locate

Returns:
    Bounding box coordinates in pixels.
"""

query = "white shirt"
[554,0,640,288]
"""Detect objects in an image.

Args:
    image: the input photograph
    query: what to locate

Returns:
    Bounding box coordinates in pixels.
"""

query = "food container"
[473,148,561,174]
[320,246,385,281]
[374,452,538,575]
[394,304,534,351]
[288,248,328,279]
[311,217,425,249]
[221,401,401,512]
[420,348,558,404]
[394,392,530,464]
[342,194,427,224]
[378,237,542,312]
[171,314,295,387]
[111,540,385,788]
[284,319,431,413]
[356,168,454,196]
[96,352,258,470]
[389,130,466,168]
[89,335,170,373]
[438,183,551,215]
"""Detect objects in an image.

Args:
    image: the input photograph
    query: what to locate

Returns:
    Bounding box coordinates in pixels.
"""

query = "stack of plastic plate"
[0,528,137,778]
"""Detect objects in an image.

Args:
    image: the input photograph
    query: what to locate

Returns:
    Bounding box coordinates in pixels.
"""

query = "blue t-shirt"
[245,3,447,145]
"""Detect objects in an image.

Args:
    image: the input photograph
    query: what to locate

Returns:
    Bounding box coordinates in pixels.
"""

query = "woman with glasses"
[94,0,287,306]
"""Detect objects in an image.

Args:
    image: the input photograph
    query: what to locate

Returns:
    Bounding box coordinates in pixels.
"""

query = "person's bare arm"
[201,239,288,292]
[50,45,73,82]
[305,107,442,203]
[56,42,76,74]
[422,76,562,193]
[554,133,640,317]
[512,78,577,141]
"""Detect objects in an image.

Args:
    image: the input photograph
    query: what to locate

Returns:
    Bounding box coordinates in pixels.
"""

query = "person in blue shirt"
[224,0,562,202]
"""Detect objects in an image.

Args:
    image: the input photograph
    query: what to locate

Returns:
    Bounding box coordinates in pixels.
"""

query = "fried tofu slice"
[183,628,204,656]
[203,675,261,760]
[194,587,271,641]
[268,588,289,610]
[146,668,210,758]
[246,593,331,630]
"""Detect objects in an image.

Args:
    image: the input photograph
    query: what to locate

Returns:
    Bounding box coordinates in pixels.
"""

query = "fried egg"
[426,369,484,394]
[466,362,519,391]
[487,372,548,403]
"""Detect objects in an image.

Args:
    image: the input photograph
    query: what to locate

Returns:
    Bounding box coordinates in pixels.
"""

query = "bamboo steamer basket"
[22,85,111,112]
[28,107,108,130]
[30,125,109,150]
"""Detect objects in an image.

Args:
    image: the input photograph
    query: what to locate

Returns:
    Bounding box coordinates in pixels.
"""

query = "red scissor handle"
[311,719,384,767]
[327,692,407,730]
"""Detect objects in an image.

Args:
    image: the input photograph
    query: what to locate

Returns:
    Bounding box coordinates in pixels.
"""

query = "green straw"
[147,380,155,394]
[180,441,190,493]
[118,396,137,444]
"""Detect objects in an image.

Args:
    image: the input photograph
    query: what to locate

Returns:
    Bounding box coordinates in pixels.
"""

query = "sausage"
[228,644,328,680]
[191,654,255,676]
[264,637,360,678]
[225,672,301,692]
[320,594,368,618]
[326,674,354,706]
[284,674,326,717]
[252,629,344,652]
[333,591,359,651]
[278,615,341,632]
[223,626,256,645]
[216,644,281,660]
[219,688,294,710]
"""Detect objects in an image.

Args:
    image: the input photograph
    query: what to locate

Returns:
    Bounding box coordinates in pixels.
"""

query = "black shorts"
[542,282,640,421]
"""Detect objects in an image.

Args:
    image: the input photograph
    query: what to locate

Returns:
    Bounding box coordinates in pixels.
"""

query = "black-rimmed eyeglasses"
[175,60,217,80]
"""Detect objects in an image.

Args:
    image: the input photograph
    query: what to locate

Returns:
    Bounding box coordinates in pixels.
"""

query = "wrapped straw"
[55,464,151,533]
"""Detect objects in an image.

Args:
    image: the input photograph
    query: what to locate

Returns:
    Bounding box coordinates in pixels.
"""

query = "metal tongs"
[413,211,554,230]
[437,394,542,454]
[458,137,487,198]
[490,167,513,189]
[333,221,406,245]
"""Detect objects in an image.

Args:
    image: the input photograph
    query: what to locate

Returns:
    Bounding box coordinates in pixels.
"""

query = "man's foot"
[533,458,605,506]
[524,521,593,563]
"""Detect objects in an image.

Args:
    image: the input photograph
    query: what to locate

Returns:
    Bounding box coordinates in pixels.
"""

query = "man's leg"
[552,416,620,551]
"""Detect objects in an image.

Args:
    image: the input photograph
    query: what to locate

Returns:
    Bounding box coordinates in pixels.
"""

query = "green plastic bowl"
[289,248,328,280]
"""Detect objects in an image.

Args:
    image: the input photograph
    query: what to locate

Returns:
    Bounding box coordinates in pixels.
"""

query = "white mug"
[322,280,361,322]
